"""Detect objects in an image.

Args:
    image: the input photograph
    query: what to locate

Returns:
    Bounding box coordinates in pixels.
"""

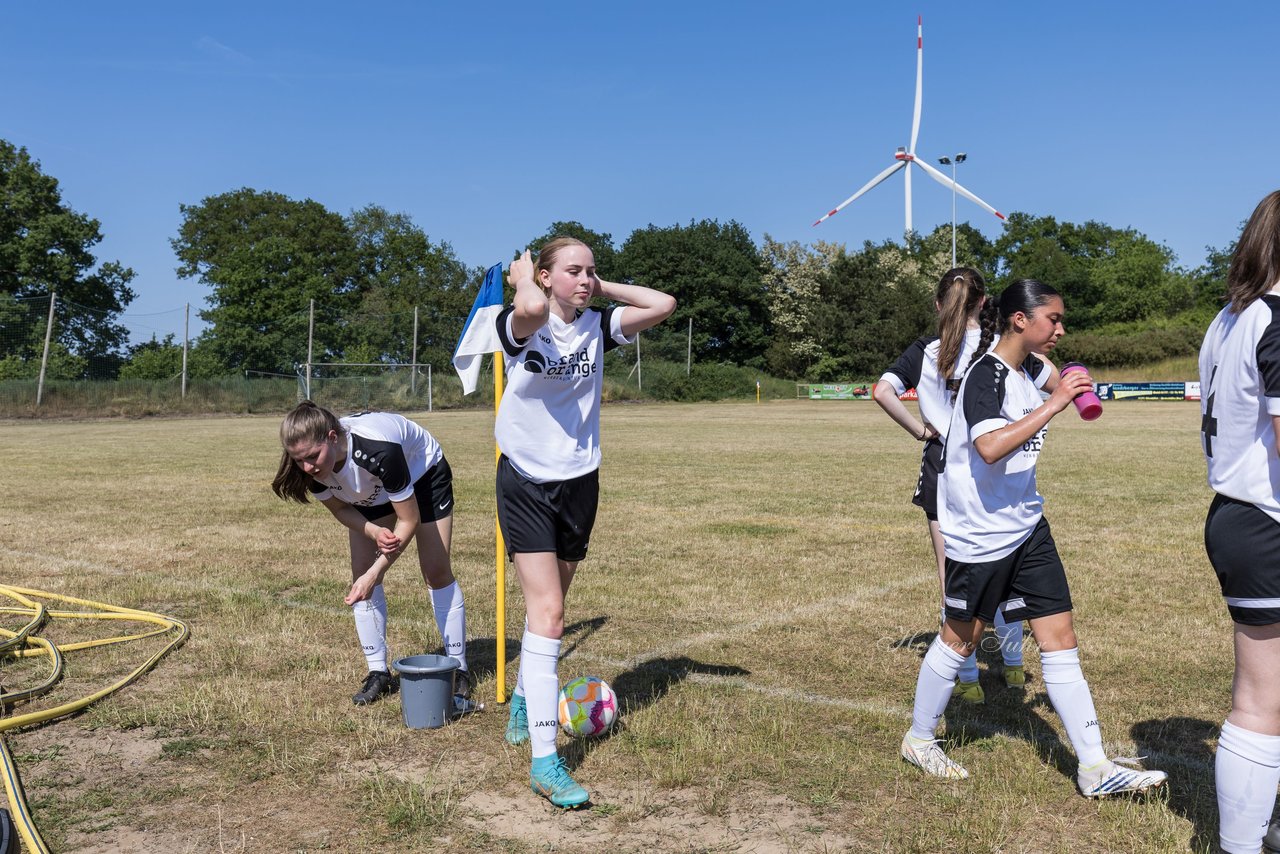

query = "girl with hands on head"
[496,237,675,808]
[273,401,472,707]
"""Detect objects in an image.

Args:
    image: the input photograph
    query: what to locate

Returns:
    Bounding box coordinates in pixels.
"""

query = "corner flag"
[452,263,506,395]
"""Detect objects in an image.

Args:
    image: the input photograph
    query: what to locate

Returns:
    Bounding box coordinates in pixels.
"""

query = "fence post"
[427,364,433,413]
[687,317,692,376]
[36,291,56,408]
[181,302,189,399]
[411,306,419,397]
[305,299,314,399]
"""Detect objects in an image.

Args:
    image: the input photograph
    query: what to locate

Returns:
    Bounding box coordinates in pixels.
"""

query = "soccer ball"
[558,675,617,738]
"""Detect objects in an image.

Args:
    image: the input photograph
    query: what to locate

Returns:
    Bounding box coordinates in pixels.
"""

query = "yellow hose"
[0,584,189,853]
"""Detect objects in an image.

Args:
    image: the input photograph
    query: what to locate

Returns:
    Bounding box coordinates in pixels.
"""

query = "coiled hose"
[0,584,189,853]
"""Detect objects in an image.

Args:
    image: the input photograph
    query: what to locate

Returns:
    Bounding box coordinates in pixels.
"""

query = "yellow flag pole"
[494,350,507,704]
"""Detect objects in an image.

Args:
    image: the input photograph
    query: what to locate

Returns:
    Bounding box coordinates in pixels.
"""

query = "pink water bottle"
[1060,362,1102,421]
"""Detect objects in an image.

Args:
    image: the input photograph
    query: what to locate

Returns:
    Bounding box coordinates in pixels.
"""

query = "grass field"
[0,400,1234,853]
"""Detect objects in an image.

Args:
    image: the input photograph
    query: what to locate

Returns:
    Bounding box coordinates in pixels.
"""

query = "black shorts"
[353,456,455,524]
[496,455,599,562]
[1205,493,1280,626]
[911,437,944,521]
[943,517,1072,624]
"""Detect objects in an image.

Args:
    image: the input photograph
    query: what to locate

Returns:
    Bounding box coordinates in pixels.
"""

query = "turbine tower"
[813,17,1006,238]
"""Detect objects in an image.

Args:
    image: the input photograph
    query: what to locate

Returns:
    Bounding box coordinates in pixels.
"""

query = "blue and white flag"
[452,263,506,395]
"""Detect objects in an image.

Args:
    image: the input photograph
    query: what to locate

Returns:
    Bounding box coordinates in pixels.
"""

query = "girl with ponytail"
[900,279,1168,799]
[874,268,1039,703]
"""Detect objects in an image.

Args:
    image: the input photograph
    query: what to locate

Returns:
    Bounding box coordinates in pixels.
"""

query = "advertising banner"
[807,384,872,400]
[1095,382,1188,401]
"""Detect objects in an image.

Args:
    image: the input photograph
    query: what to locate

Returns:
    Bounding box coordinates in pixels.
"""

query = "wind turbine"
[812,16,1006,238]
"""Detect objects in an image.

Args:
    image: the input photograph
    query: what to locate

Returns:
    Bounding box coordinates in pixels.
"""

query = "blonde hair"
[934,267,987,384]
[534,237,592,289]
[271,401,344,503]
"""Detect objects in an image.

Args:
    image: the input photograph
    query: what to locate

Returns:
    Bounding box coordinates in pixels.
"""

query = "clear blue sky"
[3,2,1278,344]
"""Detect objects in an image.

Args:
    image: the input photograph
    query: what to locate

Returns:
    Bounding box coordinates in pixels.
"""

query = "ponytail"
[934,267,987,401]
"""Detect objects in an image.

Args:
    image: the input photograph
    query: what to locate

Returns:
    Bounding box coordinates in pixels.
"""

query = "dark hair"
[271,401,344,504]
[1226,190,1280,314]
[935,267,987,394]
[996,279,1061,333]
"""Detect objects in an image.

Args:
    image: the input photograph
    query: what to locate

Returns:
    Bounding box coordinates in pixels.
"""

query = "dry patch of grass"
[0,401,1225,852]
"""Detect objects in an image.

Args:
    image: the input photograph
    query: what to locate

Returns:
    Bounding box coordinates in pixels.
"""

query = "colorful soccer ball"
[558,675,617,738]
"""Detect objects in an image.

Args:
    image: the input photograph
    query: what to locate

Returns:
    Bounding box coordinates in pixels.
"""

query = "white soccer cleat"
[1076,757,1167,798]
[901,734,969,780]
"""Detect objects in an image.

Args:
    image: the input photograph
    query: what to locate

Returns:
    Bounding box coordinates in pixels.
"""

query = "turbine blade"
[812,161,907,226]
[909,16,923,155]
[914,158,1006,221]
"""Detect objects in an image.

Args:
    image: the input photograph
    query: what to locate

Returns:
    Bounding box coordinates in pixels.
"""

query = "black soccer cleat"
[453,667,475,701]
[352,670,398,706]
[1264,818,1280,854]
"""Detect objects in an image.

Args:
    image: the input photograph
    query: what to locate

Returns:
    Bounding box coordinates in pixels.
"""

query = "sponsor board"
[1095,382,1188,401]
[807,384,872,400]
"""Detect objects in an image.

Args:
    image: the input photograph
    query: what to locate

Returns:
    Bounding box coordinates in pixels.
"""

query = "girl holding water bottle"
[899,278,1168,799]
[874,267,1040,702]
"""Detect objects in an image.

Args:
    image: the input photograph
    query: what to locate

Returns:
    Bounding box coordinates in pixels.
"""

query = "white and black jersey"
[309,412,443,509]
[938,351,1051,562]
[494,305,632,484]
[880,331,1048,440]
[1199,293,1280,523]
[881,329,981,440]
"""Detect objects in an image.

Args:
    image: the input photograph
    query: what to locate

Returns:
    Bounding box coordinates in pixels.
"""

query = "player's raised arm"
[597,279,676,337]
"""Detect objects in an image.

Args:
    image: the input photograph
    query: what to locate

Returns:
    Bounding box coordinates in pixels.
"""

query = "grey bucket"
[393,654,459,729]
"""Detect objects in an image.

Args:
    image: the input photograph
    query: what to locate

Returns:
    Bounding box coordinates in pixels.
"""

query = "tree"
[347,205,480,370]
[119,334,182,380]
[521,221,620,280]
[806,235,939,380]
[617,220,769,367]
[0,139,136,378]
[759,236,843,378]
[992,213,1195,330]
[172,188,359,375]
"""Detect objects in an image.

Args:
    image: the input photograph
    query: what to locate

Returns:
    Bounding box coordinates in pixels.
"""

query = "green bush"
[1053,325,1204,368]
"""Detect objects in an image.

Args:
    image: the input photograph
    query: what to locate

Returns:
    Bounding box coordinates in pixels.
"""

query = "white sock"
[1217,720,1280,854]
[352,584,389,672]
[521,629,561,759]
[1040,647,1106,768]
[514,617,527,698]
[429,581,467,671]
[909,637,968,741]
[994,608,1023,666]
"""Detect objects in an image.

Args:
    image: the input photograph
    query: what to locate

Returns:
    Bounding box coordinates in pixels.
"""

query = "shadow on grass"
[1131,716,1219,852]
[426,615,609,687]
[559,655,750,772]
